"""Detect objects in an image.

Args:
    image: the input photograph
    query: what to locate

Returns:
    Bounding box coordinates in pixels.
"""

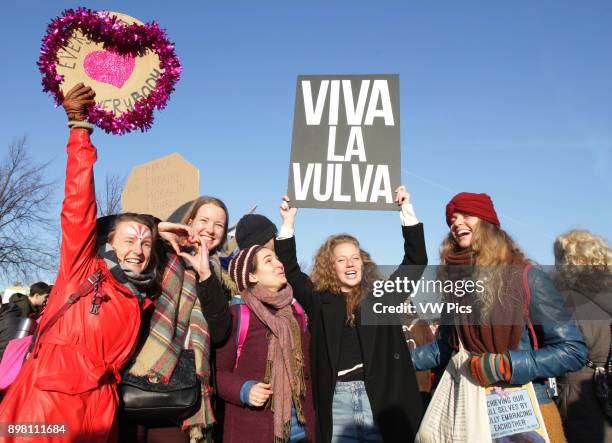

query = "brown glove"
[62,83,96,122]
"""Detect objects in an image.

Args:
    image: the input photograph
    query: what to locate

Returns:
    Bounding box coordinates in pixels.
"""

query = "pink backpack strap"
[235,304,250,369]
[234,299,307,369]
[292,300,307,332]
[522,264,539,351]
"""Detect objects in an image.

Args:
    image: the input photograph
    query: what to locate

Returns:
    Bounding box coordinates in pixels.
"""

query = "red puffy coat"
[0,129,144,442]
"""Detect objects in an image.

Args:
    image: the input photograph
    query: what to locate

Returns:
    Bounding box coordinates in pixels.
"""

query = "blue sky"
[1,1,611,287]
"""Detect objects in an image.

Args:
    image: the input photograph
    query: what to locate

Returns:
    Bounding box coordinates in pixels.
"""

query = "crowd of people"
[0,83,610,443]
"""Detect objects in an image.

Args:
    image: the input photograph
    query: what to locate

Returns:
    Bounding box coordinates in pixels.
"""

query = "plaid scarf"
[127,253,214,440]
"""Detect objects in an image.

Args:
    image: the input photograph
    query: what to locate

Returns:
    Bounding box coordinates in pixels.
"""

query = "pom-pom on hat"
[445,192,500,227]
[228,245,263,293]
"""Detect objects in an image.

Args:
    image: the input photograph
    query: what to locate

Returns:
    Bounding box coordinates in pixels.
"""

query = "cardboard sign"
[487,385,550,442]
[122,153,199,221]
[287,74,400,210]
[55,11,161,117]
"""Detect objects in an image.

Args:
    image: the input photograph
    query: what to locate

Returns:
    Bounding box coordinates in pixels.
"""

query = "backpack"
[230,296,307,369]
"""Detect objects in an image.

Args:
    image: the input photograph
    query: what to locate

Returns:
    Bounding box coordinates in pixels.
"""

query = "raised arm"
[274,196,316,319]
[389,186,428,282]
[58,84,98,284]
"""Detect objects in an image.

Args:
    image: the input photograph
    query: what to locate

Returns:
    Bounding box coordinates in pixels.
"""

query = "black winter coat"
[8,294,37,318]
[0,303,21,361]
[275,224,427,443]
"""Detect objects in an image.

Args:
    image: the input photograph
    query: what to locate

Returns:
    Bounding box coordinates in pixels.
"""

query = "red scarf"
[446,250,526,354]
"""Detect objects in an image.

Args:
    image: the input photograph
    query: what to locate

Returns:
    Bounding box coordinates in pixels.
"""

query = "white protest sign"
[486,386,550,442]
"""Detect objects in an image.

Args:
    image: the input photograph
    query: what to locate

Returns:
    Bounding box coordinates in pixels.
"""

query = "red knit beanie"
[445,192,500,227]
[229,245,263,293]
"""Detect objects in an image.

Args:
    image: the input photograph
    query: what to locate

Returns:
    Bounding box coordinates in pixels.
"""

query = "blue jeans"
[289,403,306,442]
[331,381,382,443]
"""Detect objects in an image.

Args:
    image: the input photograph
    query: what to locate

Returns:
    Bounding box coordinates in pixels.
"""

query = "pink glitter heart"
[83,50,135,88]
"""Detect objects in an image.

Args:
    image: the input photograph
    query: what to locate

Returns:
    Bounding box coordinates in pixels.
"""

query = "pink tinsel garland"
[38,8,182,135]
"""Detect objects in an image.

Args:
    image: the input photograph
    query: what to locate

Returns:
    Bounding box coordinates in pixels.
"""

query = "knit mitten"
[469,352,512,386]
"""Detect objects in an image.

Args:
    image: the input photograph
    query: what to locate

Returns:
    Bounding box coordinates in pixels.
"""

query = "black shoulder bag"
[119,349,201,422]
[587,324,612,420]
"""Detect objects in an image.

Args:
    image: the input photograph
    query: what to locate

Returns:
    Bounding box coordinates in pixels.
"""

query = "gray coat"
[555,287,612,443]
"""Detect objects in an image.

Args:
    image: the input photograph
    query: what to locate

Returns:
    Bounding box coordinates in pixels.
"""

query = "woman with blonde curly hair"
[275,186,425,443]
[553,229,612,443]
[411,192,587,443]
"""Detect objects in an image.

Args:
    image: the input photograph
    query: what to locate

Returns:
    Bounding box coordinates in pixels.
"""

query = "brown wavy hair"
[311,234,382,325]
[439,219,529,317]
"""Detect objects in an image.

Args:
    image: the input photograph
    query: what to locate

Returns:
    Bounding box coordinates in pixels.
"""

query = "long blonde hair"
[311,234,381,325]
[440,220,528,318]
[554,229,612,293]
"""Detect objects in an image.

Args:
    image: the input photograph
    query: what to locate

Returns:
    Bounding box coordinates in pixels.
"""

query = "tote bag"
[416,345,550,443]
[415,345,491,443]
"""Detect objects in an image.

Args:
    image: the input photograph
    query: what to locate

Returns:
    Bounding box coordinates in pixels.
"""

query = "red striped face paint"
[110,222,153,274]
[126,224,152,242]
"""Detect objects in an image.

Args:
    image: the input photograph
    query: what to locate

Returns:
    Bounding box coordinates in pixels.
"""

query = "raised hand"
[279,195,297,230]
[394,185,411,207]
[62,83,96,122]
[158,222,195,255]
[179,232,212,282]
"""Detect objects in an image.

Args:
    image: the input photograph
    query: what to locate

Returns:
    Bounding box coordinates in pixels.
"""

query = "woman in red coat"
[0,84,160,443]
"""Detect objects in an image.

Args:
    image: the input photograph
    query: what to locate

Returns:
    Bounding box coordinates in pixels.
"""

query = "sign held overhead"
[287,74,401,210]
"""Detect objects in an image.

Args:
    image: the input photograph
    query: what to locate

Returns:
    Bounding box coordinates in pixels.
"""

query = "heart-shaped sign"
[38,8,181,135]
[83,51,136,88]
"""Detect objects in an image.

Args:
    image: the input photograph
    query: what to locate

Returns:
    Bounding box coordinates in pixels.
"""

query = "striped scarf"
[127,253,214,440]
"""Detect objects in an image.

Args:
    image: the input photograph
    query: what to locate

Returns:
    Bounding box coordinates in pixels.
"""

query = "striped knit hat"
[228,245,263,293]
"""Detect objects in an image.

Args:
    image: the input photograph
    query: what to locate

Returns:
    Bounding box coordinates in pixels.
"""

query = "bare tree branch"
[0,137,58,281]
[96,174,125,217]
